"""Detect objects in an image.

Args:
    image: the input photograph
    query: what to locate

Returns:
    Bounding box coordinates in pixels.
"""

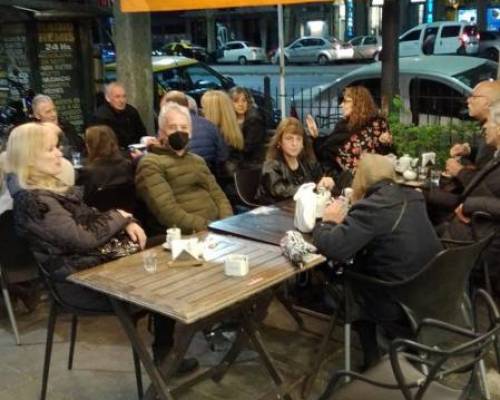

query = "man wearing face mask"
[135,102,233,234]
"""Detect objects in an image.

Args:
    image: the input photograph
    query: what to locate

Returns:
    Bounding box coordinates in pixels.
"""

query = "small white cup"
[142,250,157,273]
[166,227,181,248]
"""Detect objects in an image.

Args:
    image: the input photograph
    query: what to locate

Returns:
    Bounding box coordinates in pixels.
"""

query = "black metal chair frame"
[318,302,500,400]
[38,263,144,400]
[0,210,39,345]
[302,234,494,399]
[233,168,264,208]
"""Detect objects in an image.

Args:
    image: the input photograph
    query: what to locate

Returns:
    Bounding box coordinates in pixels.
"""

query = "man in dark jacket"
[93,82,147,149]
[440,100,500,294]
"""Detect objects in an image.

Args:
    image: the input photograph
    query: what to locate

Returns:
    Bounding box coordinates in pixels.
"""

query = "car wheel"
[238,56,247,65]
[486,48,499,62]
[317,54,328,65]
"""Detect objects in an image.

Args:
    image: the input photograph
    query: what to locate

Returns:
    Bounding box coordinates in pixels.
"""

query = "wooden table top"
[68,232,324,324]
[209,201,297,246]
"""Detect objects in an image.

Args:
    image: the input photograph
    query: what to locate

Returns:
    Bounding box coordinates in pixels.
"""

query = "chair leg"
[41,301,58,400]
[483,262,493,296]
[0,269,21,345]
[68,314,78,370]
[344,323,351,373]
[478,359,491,400]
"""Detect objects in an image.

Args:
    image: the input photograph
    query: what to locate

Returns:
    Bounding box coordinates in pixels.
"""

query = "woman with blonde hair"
[78,125,135,210]
[306,86,394,184]
[313,153,441,370]
[4,122,188,369]
[257,117,334,203]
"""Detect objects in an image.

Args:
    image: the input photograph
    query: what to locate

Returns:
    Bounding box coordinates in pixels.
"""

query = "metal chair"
[318,295,500,400]
[303,235,493,398]
[37,262,144,400]
[233,168,265,208]
[0,210,39,345]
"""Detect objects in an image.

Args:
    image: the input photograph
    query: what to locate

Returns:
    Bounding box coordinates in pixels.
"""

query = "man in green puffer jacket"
[136,102,233,234]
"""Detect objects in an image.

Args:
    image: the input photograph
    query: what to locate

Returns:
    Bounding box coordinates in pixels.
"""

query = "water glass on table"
[430,170,441,187]
[142,250,157,273]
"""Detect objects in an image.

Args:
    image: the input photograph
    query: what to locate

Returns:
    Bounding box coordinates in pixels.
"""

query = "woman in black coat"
[230,86,267,168]
[256,117,334,204]
[77,125,135,210]
[5,122,195,369]
[313,153,442,368]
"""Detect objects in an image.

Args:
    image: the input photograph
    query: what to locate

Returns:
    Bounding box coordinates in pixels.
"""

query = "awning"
[122,0,329,13]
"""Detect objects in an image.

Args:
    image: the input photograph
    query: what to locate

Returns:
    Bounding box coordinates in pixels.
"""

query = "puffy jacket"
[189,113,228,172]
[135,145,233,233]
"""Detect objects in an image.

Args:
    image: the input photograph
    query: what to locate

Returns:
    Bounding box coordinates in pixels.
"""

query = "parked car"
[104,56,278,126]
[291,55,497,128]
[478,30,500,61]
[348,35,382,61]
[163,41,211,63]
[272,36,353,65]
[216,41,266,64]
[399,21,479,57]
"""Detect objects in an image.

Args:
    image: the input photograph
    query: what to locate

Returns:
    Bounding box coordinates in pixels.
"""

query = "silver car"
[348,35,382,61]
[478,30,500,61]
[291,55,497,128]
[272,36,353,65]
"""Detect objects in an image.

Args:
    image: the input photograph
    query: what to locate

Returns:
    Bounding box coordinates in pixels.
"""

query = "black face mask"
[168,131,189,151]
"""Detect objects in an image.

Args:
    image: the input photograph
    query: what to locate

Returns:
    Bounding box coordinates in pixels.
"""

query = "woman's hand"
[117,209,133,219]
[317,177,335,191]
[322,198,348,224]
[125,222,147,249]
[379,132,393,144]
[454,204,471,224]
[450,143,470,157]
[305,114,319,138]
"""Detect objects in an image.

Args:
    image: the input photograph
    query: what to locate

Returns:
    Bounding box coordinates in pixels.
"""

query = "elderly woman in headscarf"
[313,153,442,369]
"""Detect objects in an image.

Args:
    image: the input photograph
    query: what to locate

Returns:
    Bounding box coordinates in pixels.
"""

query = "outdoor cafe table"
[208,201,296,246]
[68,232,324,400]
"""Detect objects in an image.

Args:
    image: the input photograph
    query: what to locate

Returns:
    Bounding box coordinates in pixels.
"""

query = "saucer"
[162,242,171,250]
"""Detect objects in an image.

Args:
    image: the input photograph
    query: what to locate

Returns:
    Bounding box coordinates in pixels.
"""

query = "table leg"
[211,327,248,383]
[242,315,294,400]
[301,307,339,399]
[110,299,174,400]
[158,323,197,380]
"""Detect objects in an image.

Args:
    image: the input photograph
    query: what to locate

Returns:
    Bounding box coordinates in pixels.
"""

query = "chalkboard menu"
[37,22,84,132]
[0,23,32,107]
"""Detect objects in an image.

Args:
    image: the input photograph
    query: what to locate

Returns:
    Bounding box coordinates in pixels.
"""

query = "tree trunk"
[380,0,400,115]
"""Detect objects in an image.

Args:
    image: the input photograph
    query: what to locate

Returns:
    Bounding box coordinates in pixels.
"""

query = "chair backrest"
[392,234,493,330]
[233,168,263,208]
[85,182,137,213]
[0,210,38,283]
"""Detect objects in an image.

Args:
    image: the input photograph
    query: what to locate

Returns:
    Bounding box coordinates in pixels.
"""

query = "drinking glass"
[71,151,82,168]
[430,170,441,187]
[142,250,157,273]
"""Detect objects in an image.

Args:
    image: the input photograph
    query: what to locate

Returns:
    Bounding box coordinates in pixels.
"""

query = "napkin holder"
[224,254,249,277]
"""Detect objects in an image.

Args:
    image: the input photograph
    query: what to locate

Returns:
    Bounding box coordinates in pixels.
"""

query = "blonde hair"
[351,153,395,203]
[6,122,67,192]
[201,90,244,150]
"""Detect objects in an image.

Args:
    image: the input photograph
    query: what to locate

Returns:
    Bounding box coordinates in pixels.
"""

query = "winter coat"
[240,108,266,168]
[92,102,147,149]
[7,174,130,282]
[189,113,228,172]
[256,156,323,204]
[135,145,233,234]
[314,180,442,321]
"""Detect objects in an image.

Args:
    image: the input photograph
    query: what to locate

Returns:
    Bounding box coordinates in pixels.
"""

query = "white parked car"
[272,36,353,65]
[291,56,497,128]
[216,41,266,64]
[399,21,479,57]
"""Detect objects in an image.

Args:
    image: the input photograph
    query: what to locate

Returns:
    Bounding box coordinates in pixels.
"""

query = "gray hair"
[158,102,192,133]
[105,81,126,97]
[32,94,53,114]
